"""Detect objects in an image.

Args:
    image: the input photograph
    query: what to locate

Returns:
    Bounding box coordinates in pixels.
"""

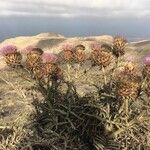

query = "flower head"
[142,56,150,78]
[41,52,58,63]
[91,42,101,51]
[74,44,85,51]
[121,62,137,76]
[0,45,17,56]
[61,44,74,62]
[23,46,43,55]
[23,45,36,54]
[62,44,73,51]
[143,56,150,65]
[113,36,127,57]
[116,77,140,99]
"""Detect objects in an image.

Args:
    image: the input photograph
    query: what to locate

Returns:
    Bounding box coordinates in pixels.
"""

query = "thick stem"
[107,103,110,118]
[75,63,80,79]
[67,63,71,81]
[125,98,129,123]
[102,66,107,85]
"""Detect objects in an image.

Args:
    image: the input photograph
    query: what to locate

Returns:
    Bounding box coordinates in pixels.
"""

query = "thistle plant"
[62,44,74,63]
[90,43,113,68]
[113,36,127,58]
[122,62,137,77]
[32,52,63,97]
[0,45,22,67]
[73,44,86,64]
[90,42,102,66]
[41,52,61,77]
[32,63,44,81]
[24,46,43,72]
[90,43,113,84]
[61,44,74,81]
[96,47,112,68]
[116,76,141,100]
[73,44,86,78]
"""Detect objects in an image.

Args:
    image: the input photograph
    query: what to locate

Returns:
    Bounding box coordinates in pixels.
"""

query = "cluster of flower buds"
[115,59,141,100]
[24,46,44,71]
[0,45,22,67]
[113,36,127,57]
[90,42,101,65]
[62,44,74,63]
[121,62,137,77]
[116,76,141,100]
[73,44,86,64]
[41,53,62,80]
[90,42,113,68]
[33,52,63,81]
[61,44,86,64]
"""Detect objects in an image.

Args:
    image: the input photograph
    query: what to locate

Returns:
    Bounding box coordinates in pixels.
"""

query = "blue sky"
[0,0,150,40]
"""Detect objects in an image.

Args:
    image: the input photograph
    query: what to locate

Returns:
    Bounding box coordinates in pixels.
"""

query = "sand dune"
[0,33,149,61]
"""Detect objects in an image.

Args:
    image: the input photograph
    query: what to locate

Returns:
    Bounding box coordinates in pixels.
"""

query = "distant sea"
[128,38,150,42]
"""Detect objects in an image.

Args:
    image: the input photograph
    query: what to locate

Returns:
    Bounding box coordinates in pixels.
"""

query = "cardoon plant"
[90,43,113,84]
[0,45,17,55]
[90,42,102,66]
[113,36,127,58]
[41,52,62,81]
[0,45,22,67]
[115,75,141,129]
[122,62,137,76]
[62,44,74,63]
[61,44,74,81]
[73,44,86,78]
[74,44,86,64]
[24,46,43,71]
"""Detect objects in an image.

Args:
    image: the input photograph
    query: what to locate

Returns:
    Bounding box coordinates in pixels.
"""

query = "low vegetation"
[0,36,150,150]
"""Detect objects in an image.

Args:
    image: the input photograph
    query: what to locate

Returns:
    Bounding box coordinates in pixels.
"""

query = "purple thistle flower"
[62,44,73,51]
[91,42,101,51]
[143,56,150,65]
[0,45,17,56]
[22,45,36,54]
[41,52,58,63]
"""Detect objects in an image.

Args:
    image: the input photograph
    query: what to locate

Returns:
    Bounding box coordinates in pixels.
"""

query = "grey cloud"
[1,0,150,18]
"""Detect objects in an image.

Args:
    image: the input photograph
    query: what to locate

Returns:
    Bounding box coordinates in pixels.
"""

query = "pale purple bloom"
[62,44,73,51]
[91,42,101,51]
[42,52,58,63]
[0,45,17,56]
[22,45,36,54]
[143,56,150,65]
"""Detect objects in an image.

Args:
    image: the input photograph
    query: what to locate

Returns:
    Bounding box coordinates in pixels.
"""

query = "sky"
[0,0,150,41]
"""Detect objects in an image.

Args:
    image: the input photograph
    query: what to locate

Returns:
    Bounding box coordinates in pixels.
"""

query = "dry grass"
[0,38,150,150]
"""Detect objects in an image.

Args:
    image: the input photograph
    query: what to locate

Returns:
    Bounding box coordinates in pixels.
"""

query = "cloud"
[0,0,150,18]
